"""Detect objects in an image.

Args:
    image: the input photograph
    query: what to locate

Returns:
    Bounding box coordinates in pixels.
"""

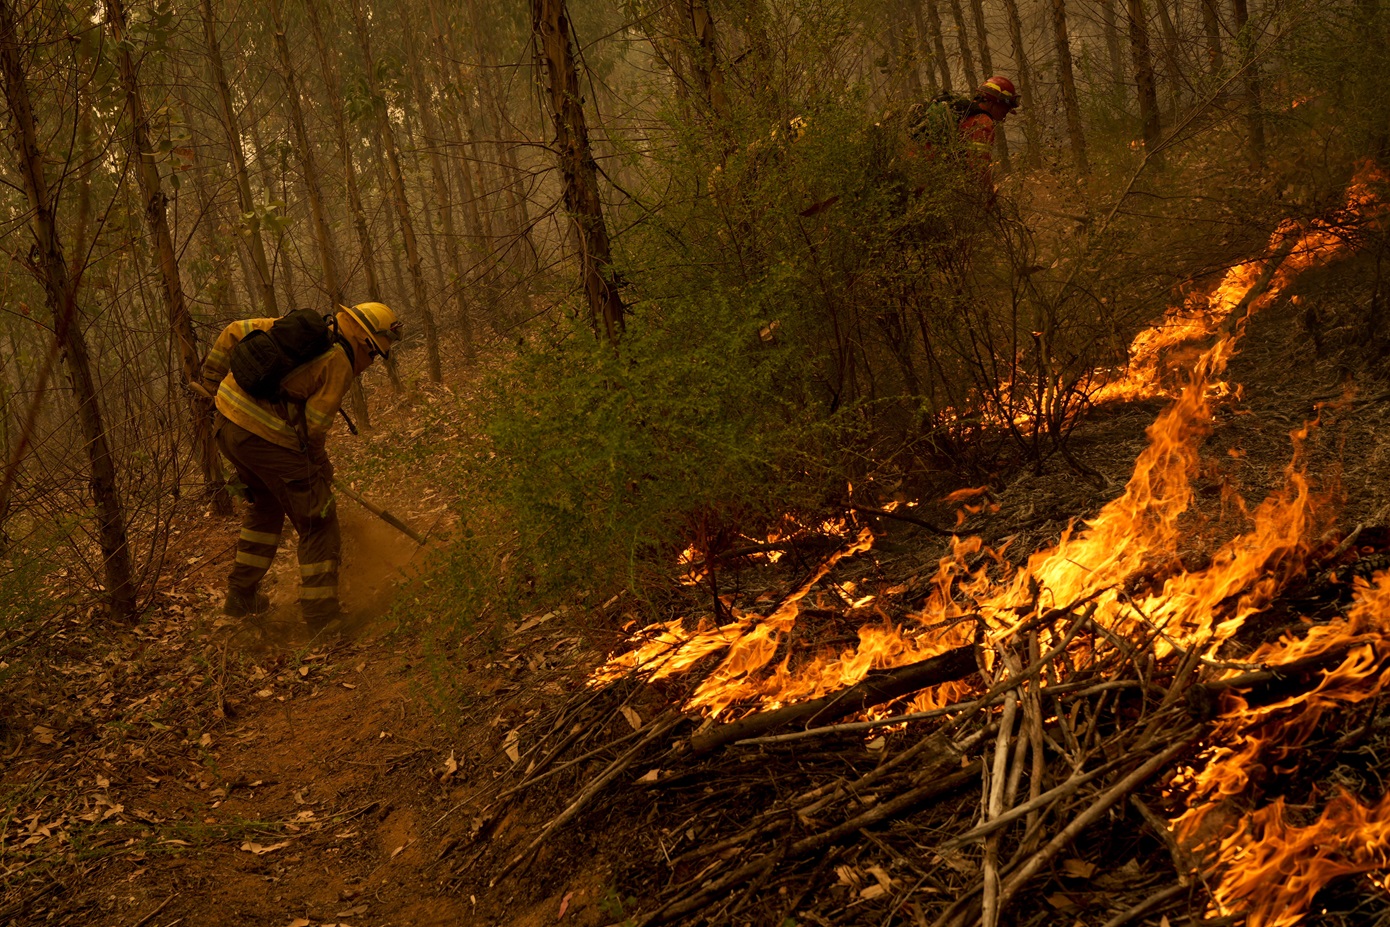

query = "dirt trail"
[0,479,620,927]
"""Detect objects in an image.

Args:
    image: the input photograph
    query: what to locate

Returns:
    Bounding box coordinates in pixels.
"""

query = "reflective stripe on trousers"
[216,418,342,621]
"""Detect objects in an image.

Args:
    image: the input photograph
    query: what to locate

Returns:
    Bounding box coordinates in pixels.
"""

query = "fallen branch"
[849,503,955,536]
[689,645,977,754]
[1099,883,1188,927]
[493,713,686,885]
[994,730,1201,917]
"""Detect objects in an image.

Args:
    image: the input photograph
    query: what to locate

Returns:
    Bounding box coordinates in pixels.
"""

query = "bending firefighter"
[200,302,402,635]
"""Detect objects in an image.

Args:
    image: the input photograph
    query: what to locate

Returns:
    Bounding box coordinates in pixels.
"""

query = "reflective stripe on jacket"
[201,318,354,454]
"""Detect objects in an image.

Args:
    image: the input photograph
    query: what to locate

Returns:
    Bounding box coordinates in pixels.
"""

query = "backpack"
[906,91,975,148]
[229,309,347,400]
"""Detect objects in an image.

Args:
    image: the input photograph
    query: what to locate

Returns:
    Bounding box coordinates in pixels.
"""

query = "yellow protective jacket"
[201,318,355,459]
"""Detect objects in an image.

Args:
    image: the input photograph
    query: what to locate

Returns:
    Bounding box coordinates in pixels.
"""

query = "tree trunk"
[0,0,137,620]
[1099,0,1125,84]
[350,0,442,382]
[908,0,939,93]
[267,0,340,305]
[245,117,295,305]
[968,0,1009,169]
[425,0,505,329]
[687,0,731,116]
[105,0,224,508]
[1152,0,1184,118]
[268,0,370,425]
[303,0,381,306]
[1000,0,1040,165]
[167,66,247,315]
[532,0,626,342]
[1201,0,1224,74]
[200,0,278,317]
[1127,0,1163,159]
[1050,0,1090,173]
[1231,0,1266,164]
[922,0,953,92]
[400,2,475,359]
[946,0,979,90]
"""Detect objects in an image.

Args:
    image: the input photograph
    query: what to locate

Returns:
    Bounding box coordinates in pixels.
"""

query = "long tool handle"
[333,480,428,545]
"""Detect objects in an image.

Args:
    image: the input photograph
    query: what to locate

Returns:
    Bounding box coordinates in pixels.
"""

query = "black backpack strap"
[326,314,362,437]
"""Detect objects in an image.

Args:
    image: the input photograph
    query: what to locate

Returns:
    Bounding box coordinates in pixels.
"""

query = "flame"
[1171,570,1390,925]
[600,336,1321,717]
[1091,162,1387,405]
[600,340,1310,713]
[590,167,1390,921]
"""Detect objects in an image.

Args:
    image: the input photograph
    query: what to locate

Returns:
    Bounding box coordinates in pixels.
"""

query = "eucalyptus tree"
[0,0,136,619]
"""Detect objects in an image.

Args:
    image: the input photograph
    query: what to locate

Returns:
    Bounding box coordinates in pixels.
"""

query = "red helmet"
[977,76,1018,110]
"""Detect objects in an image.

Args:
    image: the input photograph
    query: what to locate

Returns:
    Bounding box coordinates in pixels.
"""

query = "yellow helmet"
[339,302,403,359]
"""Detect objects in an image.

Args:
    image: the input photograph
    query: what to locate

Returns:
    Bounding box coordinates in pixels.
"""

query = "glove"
[310,447,334,485]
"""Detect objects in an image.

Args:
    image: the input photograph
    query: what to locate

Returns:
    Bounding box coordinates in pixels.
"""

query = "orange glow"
[593,168,1390,923]
[1091,162,1387,405]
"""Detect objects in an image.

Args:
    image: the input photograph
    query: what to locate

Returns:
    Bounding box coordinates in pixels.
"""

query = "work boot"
[223,586,270,619]
[304,607,346,643]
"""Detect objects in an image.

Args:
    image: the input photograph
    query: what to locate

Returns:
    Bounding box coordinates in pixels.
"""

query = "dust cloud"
[337,490,431,635]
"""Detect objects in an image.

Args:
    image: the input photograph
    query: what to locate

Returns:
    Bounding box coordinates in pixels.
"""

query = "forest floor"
[5,249,1390,927]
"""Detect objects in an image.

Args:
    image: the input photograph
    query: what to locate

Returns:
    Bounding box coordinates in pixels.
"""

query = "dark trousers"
[215,418,340,624]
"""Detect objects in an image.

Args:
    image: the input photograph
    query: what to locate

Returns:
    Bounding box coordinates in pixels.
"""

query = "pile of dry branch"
[446,522,1390,927]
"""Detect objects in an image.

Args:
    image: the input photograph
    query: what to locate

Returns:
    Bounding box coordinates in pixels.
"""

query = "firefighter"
[902,75,1018,186]
[200,302,402,636]
[958,75,1019,172]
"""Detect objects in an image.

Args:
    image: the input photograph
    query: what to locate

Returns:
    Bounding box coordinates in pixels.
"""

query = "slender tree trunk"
[1231,0,1266,164]
[401,3,474,359]
[947,0,979,89]
[267,0,340,304]
[269,0,369,425]
[908,0,940,94]
[922,0,953,92]
[532,0,625,341]
[461,0,540,280]
[1152,0,1184,118]
[245,116,296,306]
[105,0,224,507]
[426,0,502,332]
[424,0,496,263]
[1000,0,1040,165]
[1099,0,1125,84]
[687,0,731,116]
[200,0,278,317]
[169,71,248,312]
[0,0,137,619]
[304,0,381,305]
[968,0,1009,168]
[496,112,541,277]
[1050,0,1090,173]
[1201,0,1225,74]
[350,0,442,382]
[363,138,410,392]
[1127,0,1163,159]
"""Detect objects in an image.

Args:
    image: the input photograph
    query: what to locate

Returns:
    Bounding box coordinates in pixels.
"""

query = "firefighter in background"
[959,76,1019,175]
[904,75,1020,195]
[200,302,402,636]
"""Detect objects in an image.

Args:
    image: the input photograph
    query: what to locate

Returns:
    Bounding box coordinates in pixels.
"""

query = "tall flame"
[1091,163,1388,404]
[1167,570,1390,924]
[594,165,1384,741]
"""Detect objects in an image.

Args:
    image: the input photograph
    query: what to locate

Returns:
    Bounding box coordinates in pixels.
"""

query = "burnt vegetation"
[5,0,1390,925]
